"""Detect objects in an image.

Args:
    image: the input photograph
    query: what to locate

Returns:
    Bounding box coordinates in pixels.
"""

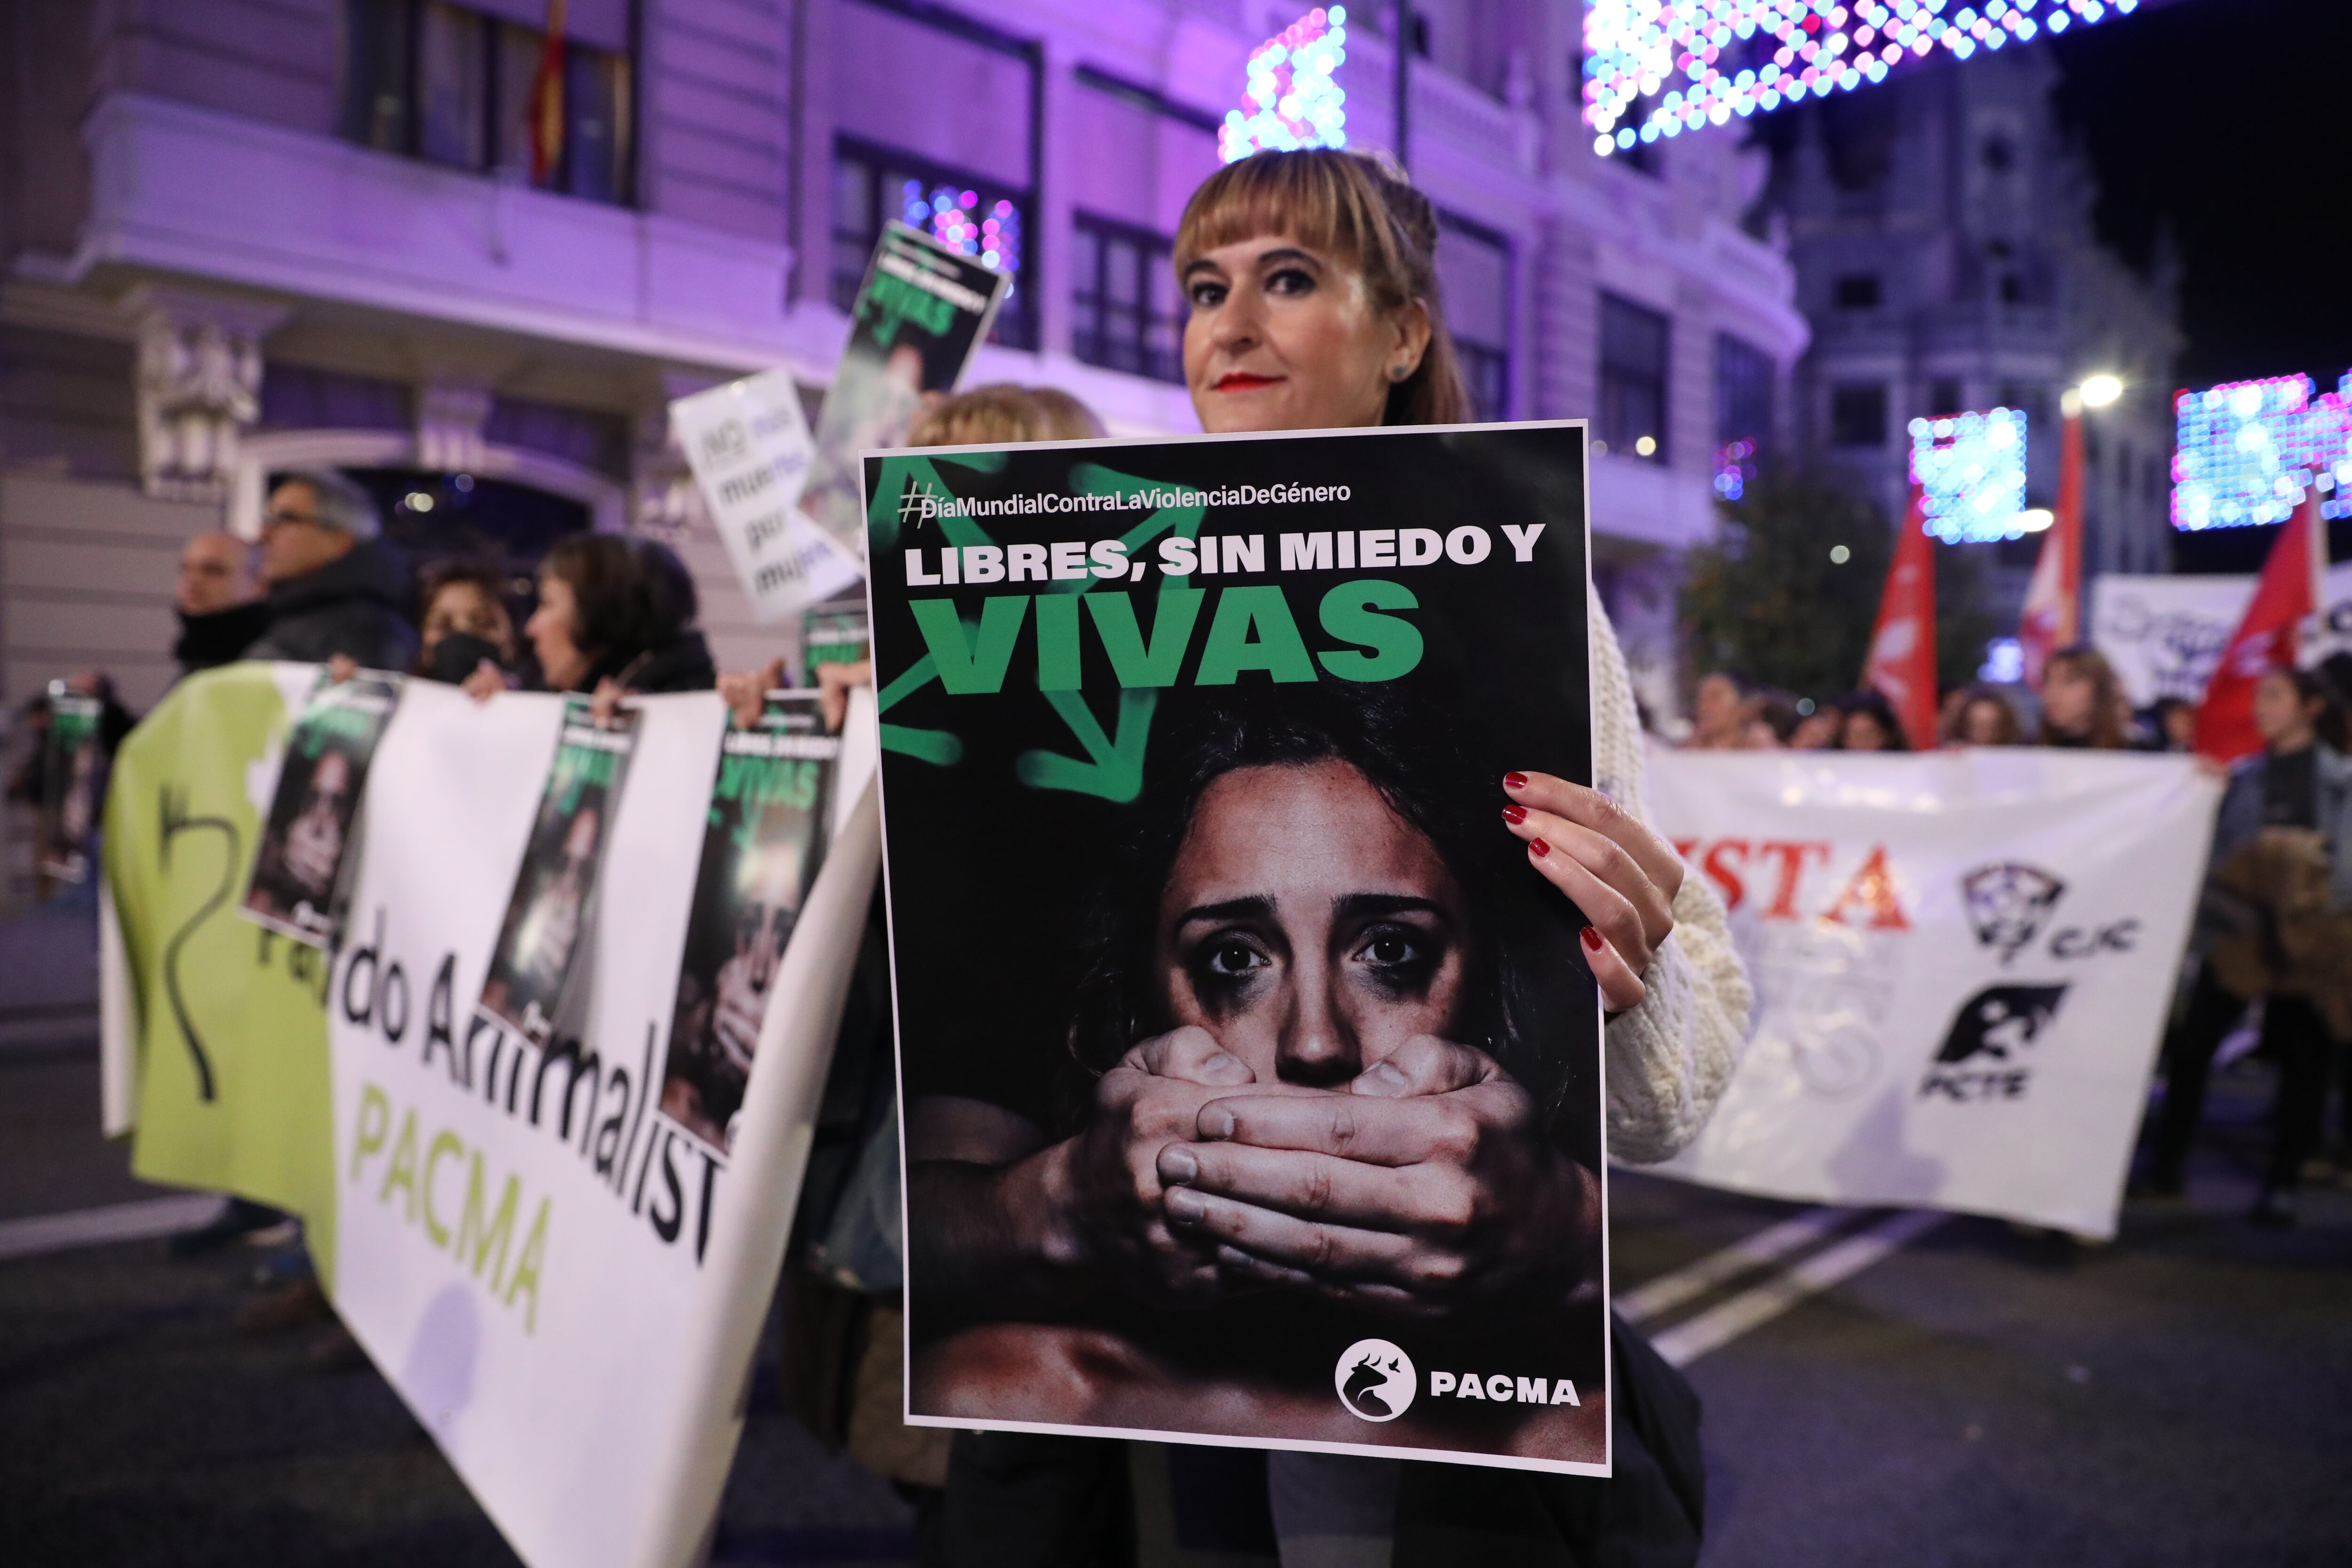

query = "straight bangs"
[1174,153,1383,294]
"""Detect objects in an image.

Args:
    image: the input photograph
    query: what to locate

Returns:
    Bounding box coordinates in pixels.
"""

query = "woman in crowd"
[924,147,1746,1568]
[1788,701,1841,750]
[1740,689,1801,749]
[1832,688,1910,752]
[1942,685,2023,748]
[414,559,517,684]
[2037,645,2131,748]
[1686,670,1748,749]
[468,534,714,702]
[2146,668,2352,1226]
[2145,695,2198,753]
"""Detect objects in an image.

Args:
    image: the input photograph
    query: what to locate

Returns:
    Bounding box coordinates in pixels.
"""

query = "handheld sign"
[865,422,1613,1475]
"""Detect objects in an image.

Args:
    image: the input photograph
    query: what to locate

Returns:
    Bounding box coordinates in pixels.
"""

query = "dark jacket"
[246,538,418,672]
[173,600,272,676]
[2211,743,2352,912]
[588,629,717,695]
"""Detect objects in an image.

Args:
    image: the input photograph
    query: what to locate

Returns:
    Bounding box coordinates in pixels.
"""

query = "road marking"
[0,1194,221,1261]
[1615,1205,1851,1326]
[1649,1208,1946,1368]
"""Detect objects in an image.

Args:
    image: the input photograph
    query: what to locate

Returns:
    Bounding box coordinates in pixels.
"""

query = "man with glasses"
[245,468,418,672]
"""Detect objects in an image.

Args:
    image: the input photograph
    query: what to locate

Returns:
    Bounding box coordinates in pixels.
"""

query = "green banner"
[104,664,342,1280]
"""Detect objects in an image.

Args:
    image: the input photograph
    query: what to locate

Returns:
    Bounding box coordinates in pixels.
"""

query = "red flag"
[526,0,569,186]
[2018,406,2083,690]
[1864,486,1939,750]
[2194,492,2325,761]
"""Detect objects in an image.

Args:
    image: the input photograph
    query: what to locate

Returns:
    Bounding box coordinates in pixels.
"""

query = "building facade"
[1765,43,2180,629]
[0,0,1805,739]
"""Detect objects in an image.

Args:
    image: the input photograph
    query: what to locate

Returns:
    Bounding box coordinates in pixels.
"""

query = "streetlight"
[2061,373,2124,417]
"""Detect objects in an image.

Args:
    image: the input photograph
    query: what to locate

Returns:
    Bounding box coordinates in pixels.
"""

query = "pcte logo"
[1335,1339,1416,1422]
[1918,983,2068,1101]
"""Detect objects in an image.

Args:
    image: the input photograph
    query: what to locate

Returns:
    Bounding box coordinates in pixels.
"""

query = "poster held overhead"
[795,221,1009,557]
[39,681,107,883]
[865,422,1611,1474]
[669,367,860,625]
[241,670,401,944]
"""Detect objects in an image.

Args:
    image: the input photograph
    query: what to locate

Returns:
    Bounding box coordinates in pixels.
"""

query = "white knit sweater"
[1587,584,1752,1163]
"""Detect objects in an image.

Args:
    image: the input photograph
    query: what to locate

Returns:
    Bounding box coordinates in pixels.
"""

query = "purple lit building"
[0,0,1803,733]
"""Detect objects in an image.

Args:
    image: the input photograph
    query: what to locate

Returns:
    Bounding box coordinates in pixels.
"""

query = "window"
[1597,294,1669,462]
[1438,213,1512,422]
[1071,215,1182,383]
[833,139,1035,351]
[1829,383,1889,447]
[1713,333,1772,499]
[337,0,634,205]
[1834,274,1882,310]
[1928,378,1964,418]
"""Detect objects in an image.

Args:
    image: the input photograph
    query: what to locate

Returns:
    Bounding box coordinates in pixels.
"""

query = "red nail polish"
[1581,925,1604,952]
[1502,803,1526,826]
[1530,838,1550,858]
[1503,772,1529,791]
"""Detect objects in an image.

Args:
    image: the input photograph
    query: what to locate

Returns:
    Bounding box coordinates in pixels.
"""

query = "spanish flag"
[526,0,569,185]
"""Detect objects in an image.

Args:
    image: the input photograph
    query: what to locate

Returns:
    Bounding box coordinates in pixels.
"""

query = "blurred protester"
[515,534,715,699]
[415,560,517,685]
[2144,695,2198,754]
[755,383,1107,1544]
[1687,670,1748,749]
[1740,689,1802,749]
[1835,689,1910,752]
[245,470,417,671]
[2037,645,2130,749]
[1943,685,2023,748]
[2146,669,2352,1226]
[1788,701,1840,750]
[173,530,269,676]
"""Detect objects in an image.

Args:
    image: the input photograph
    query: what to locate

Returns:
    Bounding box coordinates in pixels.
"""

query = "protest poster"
[241,671,400,944]
[39,680,107,883]
[795,221,1008,556]
[802,597,871,675]
[106,666,886,1568]
[669,366,861,624]
[477,699,636,1047]
[1647,746,2221,1239]
[657,692,840,1154]
[865,422,1611,1474]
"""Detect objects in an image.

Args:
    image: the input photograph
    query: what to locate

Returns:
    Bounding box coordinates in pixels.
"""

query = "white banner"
[2092,565,2352,706]
[323,680,881,1568]
[671,367,863,625]
[1647,748,2220,1239]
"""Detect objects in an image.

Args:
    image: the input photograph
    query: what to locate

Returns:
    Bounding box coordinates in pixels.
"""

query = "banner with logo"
[868,422,1611,1474]
[1648,748,2221,1239]
[2090,565,2352,706]
[240,671,400,944]
[105,666,885,1568]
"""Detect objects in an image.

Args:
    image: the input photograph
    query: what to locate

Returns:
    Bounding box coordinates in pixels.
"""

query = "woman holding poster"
[901,150,1747,1563]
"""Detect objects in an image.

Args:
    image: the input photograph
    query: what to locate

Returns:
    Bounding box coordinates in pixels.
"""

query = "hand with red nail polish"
[1499,770,1687,1014]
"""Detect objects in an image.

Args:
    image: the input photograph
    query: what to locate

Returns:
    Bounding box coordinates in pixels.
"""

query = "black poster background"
[242,673,400,945]
[866,423,1610,1466]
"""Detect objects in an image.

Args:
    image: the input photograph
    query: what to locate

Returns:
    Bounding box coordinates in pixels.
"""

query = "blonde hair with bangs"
[1174,149,1472,428]
[906,383,1107,448]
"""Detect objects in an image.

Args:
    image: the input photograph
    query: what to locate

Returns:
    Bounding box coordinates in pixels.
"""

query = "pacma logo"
[1428,1371,1581,1407]
[1670,838,1911,930]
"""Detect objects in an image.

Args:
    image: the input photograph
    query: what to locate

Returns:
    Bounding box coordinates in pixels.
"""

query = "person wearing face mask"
[931,149,1747,1568]
[414,560,518,685]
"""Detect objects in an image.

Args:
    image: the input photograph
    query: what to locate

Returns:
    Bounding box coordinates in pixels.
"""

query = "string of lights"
[1583,0,2142,158]
[1909,407,2031,542]
[2173,374,2352,530]
[1220,7,1350,162]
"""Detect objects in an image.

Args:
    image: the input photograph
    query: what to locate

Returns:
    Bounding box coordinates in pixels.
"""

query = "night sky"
[2050,0,2352,387]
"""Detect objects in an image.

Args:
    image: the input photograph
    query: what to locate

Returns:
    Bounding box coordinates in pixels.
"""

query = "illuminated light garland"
[1714,437,1759,501]
[1221,7,1349,163]
[901,182,1023,297]
[2173,374,2352,530]
[1909,406,2030,542]
[1583,0,2141,157]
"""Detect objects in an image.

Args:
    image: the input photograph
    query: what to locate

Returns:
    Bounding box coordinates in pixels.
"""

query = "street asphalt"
[4,1001,2347,1566]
